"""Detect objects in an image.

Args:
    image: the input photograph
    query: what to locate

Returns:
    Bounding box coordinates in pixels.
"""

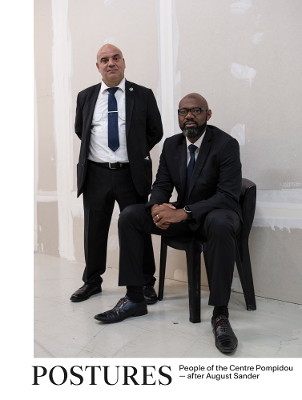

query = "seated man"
[95,93,242,354]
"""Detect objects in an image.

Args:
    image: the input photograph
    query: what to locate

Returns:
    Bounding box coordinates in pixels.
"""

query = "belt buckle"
[108,162,118,170]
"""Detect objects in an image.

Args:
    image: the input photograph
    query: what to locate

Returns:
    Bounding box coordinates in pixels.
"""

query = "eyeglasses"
[178,107,208,116]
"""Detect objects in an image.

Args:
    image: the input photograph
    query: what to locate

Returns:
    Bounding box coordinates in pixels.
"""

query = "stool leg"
[236,241,256,310]
[186,240,201,323]
[158,240,168,301]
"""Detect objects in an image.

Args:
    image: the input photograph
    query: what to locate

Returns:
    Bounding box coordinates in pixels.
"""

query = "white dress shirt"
[186,130,206,164]
[88,77,129,163]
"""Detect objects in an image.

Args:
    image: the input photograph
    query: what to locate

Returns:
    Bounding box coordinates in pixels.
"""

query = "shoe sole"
[70,288,102,302]
[145,298,158,305]
[95,309,148,323]
[215,342,238,354]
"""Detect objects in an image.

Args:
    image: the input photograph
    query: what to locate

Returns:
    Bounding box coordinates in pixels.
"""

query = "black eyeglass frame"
[178,107,208,116]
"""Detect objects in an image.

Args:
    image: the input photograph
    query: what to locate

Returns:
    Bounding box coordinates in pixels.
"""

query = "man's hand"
[151,203,187,230]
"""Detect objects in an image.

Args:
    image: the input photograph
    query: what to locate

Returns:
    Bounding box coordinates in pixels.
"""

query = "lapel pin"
[129,87,133,91]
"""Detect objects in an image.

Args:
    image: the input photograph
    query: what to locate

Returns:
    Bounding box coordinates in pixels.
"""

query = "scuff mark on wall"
[230,63,257,87]
[254,13,262,27]
[252,32,264,44]
[230,123,245,145]
[71,202,83,219]
[104,37,115,44]
[253,216,302,232]
[230,0,252,15]
[36,190,58,202]
[254,189,302,231]
[257,189,302,205]
[279,182,301,189]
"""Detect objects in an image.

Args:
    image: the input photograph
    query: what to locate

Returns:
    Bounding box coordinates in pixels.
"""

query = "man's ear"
[207,109,212,121]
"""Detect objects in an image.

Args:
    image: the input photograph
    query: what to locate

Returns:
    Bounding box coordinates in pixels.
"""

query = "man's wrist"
[183,205,193,220]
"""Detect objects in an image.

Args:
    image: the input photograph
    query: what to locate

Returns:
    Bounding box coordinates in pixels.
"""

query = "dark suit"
[75,80,163,285]
[118,125,242,306]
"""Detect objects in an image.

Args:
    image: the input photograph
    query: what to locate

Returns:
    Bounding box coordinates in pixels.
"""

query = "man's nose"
[185,110,195,118]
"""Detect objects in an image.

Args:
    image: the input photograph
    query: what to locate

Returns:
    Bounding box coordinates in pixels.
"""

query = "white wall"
[34,0,302,304]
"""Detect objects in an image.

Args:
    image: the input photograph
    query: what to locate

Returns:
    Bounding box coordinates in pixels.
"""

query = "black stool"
[157,178,257,323]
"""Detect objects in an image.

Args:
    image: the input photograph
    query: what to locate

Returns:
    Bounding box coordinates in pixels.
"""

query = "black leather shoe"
[70,284,102,302]
[211,315,238,353]
[143,285,158,305]
[94,296,147,323]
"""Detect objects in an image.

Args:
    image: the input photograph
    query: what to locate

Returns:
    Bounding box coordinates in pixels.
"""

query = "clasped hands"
[151,203,187,230]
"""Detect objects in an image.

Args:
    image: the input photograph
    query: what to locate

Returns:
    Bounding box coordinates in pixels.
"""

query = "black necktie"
[107,87,119,151]
[185,144,197,202]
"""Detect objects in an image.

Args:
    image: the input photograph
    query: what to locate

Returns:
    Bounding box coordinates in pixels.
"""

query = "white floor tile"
[34,253,302,358]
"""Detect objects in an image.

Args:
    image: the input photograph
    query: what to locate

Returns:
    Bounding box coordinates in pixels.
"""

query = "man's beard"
[182,121,207,138]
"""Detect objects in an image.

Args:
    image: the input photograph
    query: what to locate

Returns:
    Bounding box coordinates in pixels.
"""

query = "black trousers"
[118,204,241,306]
[82,161,156,286]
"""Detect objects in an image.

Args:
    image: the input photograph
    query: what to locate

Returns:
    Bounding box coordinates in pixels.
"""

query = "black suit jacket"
[75,80,163,197]
[147,125,242,230]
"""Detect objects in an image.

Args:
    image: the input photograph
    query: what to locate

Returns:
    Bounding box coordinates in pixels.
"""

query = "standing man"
[95,93,242,354]
[70,44,163,304]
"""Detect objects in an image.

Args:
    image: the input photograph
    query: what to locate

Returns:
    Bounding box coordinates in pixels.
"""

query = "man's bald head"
[179,93,209,110]
[96,44,124,61]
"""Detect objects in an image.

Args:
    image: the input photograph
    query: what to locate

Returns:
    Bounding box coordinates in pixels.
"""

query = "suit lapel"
[85,83,102,128]
[178,137,187,199]
[125,80,134,137]
[188,129,212,197]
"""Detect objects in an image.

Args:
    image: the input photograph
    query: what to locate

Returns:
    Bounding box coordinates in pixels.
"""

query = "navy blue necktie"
[185,144,197,202]
[107,87,119,151]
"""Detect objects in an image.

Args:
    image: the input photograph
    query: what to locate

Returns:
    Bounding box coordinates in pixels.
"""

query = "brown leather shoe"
[211,315,238,353]
[94,296,147,323]
[70,284,102,302]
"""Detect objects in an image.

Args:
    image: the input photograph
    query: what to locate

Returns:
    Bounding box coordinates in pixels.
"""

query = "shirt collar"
[185,129,206,150]
[101,77,126,94]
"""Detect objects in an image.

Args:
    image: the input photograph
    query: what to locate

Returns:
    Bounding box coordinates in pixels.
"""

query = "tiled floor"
[34,253,302,358]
